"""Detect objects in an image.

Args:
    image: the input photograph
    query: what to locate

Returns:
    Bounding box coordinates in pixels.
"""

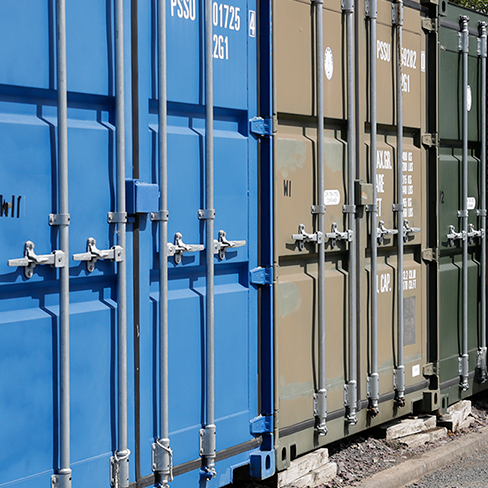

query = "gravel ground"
[403,445,488,488]
[318,390,488,487]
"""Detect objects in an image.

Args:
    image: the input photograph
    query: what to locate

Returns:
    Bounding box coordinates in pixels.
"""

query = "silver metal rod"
[153,0,172,484]
[55,0,72,486]
[368,0,380,415]
[114,0,130,484]
[479,21,487,383]
[394,0,405,406]
[159,0,169,442]
[313,0,328,436]
[344,0,357,425]
[200,0,217,477]
[460,15,470,391]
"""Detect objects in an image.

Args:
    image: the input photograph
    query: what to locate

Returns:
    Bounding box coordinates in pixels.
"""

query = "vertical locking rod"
[152,0,172,484]
[367,0,380,415]
[460,15,470,391]
[343,0,357,425]
[200,0,217,477]
[312,0,328,436]
[478,21,487,383]
[52,1,71,487]
[112,0,130,485]
[393,0,406,406]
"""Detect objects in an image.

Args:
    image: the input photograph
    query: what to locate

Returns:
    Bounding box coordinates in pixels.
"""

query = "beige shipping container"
[272,0,434,471]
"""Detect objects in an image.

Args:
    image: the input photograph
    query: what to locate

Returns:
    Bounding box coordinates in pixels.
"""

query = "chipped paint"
[276,138,307,178]
[280,376,314,401]
[278,281,302,317]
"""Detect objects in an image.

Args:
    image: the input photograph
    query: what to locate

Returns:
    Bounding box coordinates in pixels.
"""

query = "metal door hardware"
[403,220,421,242]
[391,0,403,26]
[467,223,484,244]
[152,438,173,481]
[447,225,466,247]
[377,220,398,244]
[292,224,324,251]
[249,116,276,136]
[313,389,328,435]
[199,425,216,479]
[421,132,439,147]
[477,347,487,383]
[214,230,246,260]
[8,241,66,278]
[326,222,353,248]
[250,266,274,285]
[73,238,124,272]
[421,18,438,33]
[422,248,439,262]
[167,232,204,265]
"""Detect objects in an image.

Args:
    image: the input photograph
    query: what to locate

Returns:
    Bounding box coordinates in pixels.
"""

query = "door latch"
[8,240,66,278]
[447,225,465,247]
[292,223,324,251]
[73,237,124,272]
[326,222,353,249]
[403,220,421,242]
[167,232,204,265]
[214,230,246,260]
[377,220,398,244]
[467,223,484,244]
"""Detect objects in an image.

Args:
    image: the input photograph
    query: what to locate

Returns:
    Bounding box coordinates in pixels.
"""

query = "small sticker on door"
[249,10,256,38]
[467,85,472,112]
[421,51,425,72]
[324,47,334,80]
[412,364,420,377]
[467,197,476,210]
[324,189,340,205]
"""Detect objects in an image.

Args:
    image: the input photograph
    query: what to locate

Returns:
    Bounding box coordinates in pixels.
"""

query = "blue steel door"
[0,2,132,487]
[132,0,266,486]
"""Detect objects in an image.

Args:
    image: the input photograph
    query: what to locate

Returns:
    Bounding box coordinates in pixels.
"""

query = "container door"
[272,0,430,471]
[437,4,487,402]
[131,0,269,486]
[364,0,429,407]
[0,1,132,487]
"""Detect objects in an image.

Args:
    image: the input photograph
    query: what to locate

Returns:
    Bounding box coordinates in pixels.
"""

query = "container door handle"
[376,220,398,244]
[292,223,324,251]
[167,232,204,265]
[213,230,246,260]
[73,237,124,272]
[402,220,421,242]
[8,240,66,278]
[325,222,353,249]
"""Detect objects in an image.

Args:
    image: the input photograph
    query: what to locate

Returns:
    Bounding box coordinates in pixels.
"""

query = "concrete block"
[382,415,437,440]
[438,400,471,432]
[277,448,329,486]
[280,462,337,488]
[396,427,448,448]
[313,462,338,485]
[457,417,474,431]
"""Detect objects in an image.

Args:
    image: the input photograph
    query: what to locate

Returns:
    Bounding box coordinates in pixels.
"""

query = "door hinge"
[422,363,435,376]
[421,17,438,33]
[249,116,276,136]
[422,248,438,262]
[250,415,273,435]
[421,133,438,147]
[250,266,274,285]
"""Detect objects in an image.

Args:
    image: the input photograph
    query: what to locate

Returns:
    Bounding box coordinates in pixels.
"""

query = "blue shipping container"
[0,0,273,487]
